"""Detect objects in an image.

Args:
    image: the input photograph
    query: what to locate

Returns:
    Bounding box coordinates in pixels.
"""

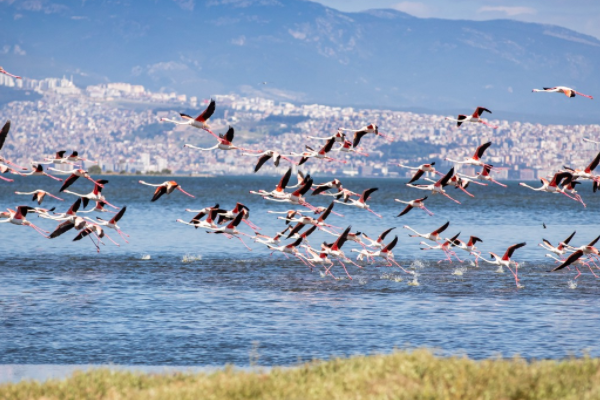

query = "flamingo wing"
[437,167,455,187]
[352,131,367,148]
[223,126,234,142]
[111,206,127,224]
[277,168,292,191]
[382,236,398,252]
[59,174,80,192]
[49,220,75,239]
[254,154,272,172]
[360,187,378,203]
[333,225,351,250]
[475,142,492,159]
[551,250,583,272]
[562,231,576,245]
[408,169,424,184]
[473,107,492,118]
[502,242,526,261]
[397,204,413,217]
[587,234,600,247]
[377,227,396,242]
[585,151,600,173]
[151,186,167,202]
[432,221,450,235]
[0,120,10,151]
[195,99,216,122]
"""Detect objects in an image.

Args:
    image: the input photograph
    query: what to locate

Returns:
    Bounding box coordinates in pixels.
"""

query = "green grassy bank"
[2,350,599,400]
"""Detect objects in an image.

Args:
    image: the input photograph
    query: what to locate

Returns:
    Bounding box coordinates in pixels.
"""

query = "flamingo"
[51,168,104,192]
[352,236,413,274]
[290,138,347,165]
[86,206,129,243]
[243,150,296,172]
[560,178,586,207]
[404,221,450,243]
[311,179,343,196]
[445,107,497,128]
[519,171,581,203]
[73,222,118,252]
[23,164,63,181]
[393,161,441,184]
[395,196,433,217]
[206,212,253,251]
[479,243,527,287]
[0,206,49,237]
[546,252,590,279]
[539,231,576,257]
[63,180,119,209]
[263,178,316,210]
[177,207,222,230]
[406,167,461,204]
[298,246,336,276]
[0,120,27,170]
[67,151,96,164]
[78,201,116,214]
[338,123,393,147]
[423,173,484,197]
[306,130,346,143]
[0,66,21,79]
[15,190,64,205]
[185,126,258,153]
[320,226,359,279]
[333,139,369,157]
[217,202,260,230]
[286,170,311,189]
[334,187,382,218]
[532,86,593,99]
[35,151,78,166]
[265,237,314,268]
[49,216,87,239]
[450,235,483,265]
[464,165,507,188]
[139,180,195,201]
[252,228,289,246]
[40,198,83,222]
[561,234,600,272]
[419,232,463,263]
[361,227,396,249]
[562,151,600,182]
[250,167,293,199]
[445,142,493,168]
[161,99,216,133]
[282,202,338,237]
[0,164,22,182]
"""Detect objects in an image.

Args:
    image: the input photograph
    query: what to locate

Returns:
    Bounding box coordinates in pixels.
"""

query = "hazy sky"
[310,0,600,39]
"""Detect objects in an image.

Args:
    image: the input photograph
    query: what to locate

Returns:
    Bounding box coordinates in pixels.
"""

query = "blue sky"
[310,0,600,39]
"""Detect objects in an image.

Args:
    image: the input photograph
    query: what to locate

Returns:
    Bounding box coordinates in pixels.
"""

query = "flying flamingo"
[532,86,593,99]
[15,190,64,205]
[419,232,463,264]
[562,151,600,182]
[333,139,369,157]
[463,165,507,188]
[73,222,119,252]
[539,231,576,257]
[320,226,360,279]
[243,150,296,172]
[450,235,483,265]
[423,173,484,197]
[286,170,311,189]
[404,221,450,243]
[306,130,346,143]
[40,198,83,222]
[351,236,413,274]
[445,142,493,168]
[23,164,63,181]
[298,246,336,277]
[184,126,258,153]
[0,120,27,170]
[311,179,343,196]
[334,187,382,218]
[86,206,129,243]
[265,237,315,268]
[177,207,222,230]
[290,137,347,165]
[49,216,87,239]
[445,107,498,129]
[338,124,393,147]
[35,151,78,166]
[282,202,338,237]
[393,161,441,183]
[395,196,433,217]
[0,66,21,79]
[0,164,22,182]
[560,178,586,207]
[263,178,317,210]
[78,201,116,214]
[560,235,600,274]
[406,167,461,204]
[161,99,216,133]
[479,243,527,287]
[50,168,104,192]
[217,202,260,230]
[361,227,396,249]
[0,206,49,237]
[519,172,581,203]
[252,228,289,246]
[546,252,590,280]
[206,212,253,251]
[63,180,119,209]
[66,151,96,164]
[139,180,195,202]
[249,167,293,199]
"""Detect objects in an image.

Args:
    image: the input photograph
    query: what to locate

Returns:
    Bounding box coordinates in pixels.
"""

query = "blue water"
[1,175,599,368]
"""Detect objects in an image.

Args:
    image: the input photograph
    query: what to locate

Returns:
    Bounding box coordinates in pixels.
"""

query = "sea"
[1,175,599,382]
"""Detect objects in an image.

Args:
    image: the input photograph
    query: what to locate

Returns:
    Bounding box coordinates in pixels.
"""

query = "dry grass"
[2,349,600,400]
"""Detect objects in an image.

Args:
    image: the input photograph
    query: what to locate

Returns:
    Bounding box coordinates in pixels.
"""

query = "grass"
[2,349,600,399]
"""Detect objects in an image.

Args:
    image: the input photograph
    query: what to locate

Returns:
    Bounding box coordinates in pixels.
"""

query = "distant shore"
[2,349,598,399]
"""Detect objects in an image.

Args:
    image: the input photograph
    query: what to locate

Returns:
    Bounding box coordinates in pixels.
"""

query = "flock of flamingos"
[1,65,600,288]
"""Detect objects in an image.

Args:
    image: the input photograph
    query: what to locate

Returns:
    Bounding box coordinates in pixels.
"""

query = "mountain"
[1,0,600,121]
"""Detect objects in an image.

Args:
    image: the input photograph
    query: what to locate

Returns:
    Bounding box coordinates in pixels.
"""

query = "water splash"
[452,266,467,276]
[568,280,578,289]
[410,259,425,270]
[380,273,403,282]
[182,254,202,263]
[140,254,151,260]
[408,272,420,286]
[495,266,504,274]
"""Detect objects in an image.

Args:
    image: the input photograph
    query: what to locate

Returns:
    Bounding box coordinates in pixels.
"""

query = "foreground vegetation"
[2,349,599,399]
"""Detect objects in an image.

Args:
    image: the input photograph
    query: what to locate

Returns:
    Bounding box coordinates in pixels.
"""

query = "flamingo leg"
[0,176,13,182]
[421,205,434,216]
[441,192,461,204]
[367,208,383,218]
[337,260,353,280]
[390,259,413,275]
[177,187,196,198]
[45,174,63,182]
